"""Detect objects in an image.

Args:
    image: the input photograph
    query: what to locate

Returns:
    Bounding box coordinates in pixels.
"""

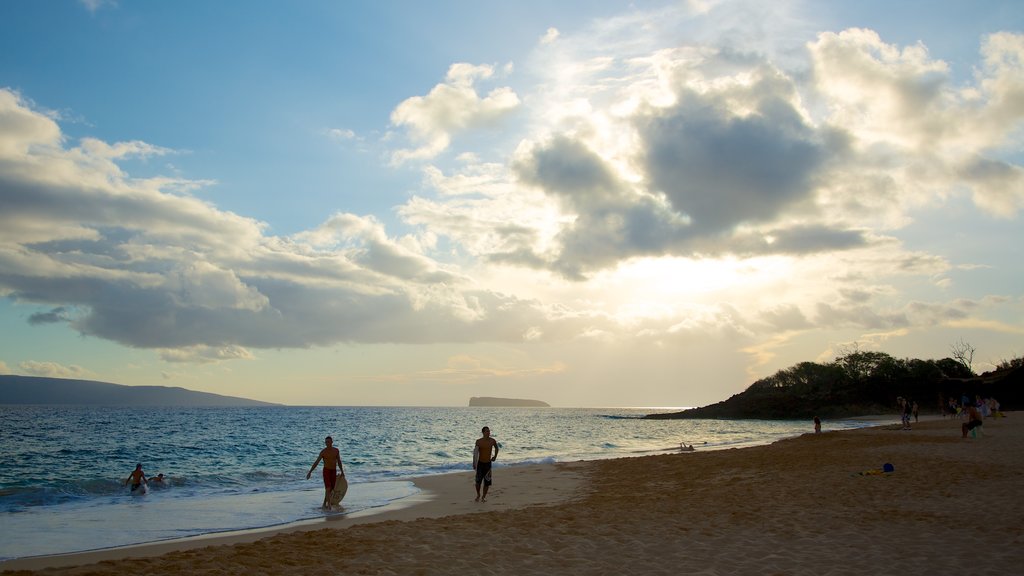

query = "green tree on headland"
[647,346,1021,420]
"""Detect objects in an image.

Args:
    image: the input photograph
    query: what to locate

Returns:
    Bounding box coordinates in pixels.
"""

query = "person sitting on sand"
[307,436,345,509]
[474,426,499,502]
[124,463,148,492]
[962,405,983,438]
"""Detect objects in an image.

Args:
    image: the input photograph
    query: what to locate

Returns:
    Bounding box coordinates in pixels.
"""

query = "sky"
[0,0,1022,407]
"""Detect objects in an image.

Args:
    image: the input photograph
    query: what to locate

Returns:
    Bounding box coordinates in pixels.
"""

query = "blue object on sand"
[883,463,894,473]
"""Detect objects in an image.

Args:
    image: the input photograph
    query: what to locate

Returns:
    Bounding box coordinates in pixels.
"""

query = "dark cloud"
[28,306,70,325]
[508,70,868,278]
[514,135,621,202]
[514,136,693,278]
[637,85,826,234]
[745,225,869,255]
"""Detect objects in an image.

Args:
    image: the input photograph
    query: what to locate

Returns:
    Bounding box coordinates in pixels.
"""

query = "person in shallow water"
[124,463,148,492]
[307,435,346,509]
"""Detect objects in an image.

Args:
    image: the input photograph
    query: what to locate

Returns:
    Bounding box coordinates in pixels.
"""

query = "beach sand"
[3,415,1022,575]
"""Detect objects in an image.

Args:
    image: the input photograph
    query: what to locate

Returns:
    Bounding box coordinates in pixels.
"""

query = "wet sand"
[3,414,1021,575]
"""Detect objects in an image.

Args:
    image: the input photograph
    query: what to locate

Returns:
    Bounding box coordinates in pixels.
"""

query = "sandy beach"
[3,414,1022,575]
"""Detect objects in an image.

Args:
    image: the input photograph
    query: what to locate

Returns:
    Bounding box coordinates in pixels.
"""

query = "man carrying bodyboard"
[307,436,347,509]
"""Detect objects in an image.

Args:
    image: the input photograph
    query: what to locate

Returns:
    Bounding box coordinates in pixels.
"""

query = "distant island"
[469,396,550,407]
[0,375,279,407]
[646,350,1022,420]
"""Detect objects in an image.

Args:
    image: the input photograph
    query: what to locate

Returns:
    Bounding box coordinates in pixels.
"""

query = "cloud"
[398,19,1022,284]
[28,306,71,325]
[636,78,828,234]
[159,345,255,364]
[0,89,570,359]
[18,360,92,379]
[499,42,871,277]
[327,128,358,141]
[0,361,9,374]
[808,29,1024,218]
[390,63,520,163]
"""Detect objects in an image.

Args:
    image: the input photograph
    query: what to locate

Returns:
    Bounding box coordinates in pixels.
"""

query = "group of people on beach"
[125,426,499,509]
[948,393,1002,438]
[946,394,1002,420]
[896,397,919,430]
[305,425,500,509]
[892,393,1002,438]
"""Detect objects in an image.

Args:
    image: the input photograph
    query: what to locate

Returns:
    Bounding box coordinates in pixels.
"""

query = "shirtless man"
[307,436,345,509]
[962,404,983,438]
[124,463,148,492]
[474,426,499,502]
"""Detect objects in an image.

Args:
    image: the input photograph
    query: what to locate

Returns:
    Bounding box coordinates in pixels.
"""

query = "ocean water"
[0,406,878,560]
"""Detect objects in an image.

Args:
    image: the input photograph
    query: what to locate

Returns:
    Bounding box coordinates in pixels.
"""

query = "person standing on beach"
[124,463,148,492]
[474,426,499,502]
[899,397,913,430]
[307,436,346,509]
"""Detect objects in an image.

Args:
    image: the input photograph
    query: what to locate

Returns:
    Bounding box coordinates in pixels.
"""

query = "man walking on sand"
[307,436,345,509]
[474,426,499,502]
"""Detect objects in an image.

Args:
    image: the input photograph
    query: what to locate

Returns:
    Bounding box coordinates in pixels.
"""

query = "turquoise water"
[0,406,877,559]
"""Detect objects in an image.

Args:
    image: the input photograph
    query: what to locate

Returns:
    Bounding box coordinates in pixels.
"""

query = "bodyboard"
[473,445,480,469]
[329,476,348,506]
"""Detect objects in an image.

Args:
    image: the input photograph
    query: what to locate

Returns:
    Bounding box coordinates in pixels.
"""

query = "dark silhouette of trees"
[647,347,1021,420]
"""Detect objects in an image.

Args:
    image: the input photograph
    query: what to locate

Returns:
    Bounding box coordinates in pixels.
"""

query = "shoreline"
[4,413,1019,574]
[0,414,863,565]
[0,461,589,572]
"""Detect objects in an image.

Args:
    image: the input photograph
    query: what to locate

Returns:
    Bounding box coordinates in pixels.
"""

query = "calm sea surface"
[0,406,878,559]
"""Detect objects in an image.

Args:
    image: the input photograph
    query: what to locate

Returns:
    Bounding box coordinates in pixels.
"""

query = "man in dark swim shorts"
[307,436,346,509]
[124,463,148,492]
[474,426,499,502]
[962,404,984,438]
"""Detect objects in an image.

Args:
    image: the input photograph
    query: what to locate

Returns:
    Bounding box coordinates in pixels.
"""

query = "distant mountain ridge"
[469,396,550,407]
[0,375,279,407]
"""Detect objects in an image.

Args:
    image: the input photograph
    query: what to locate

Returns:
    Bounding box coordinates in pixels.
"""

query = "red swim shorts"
[322,469,337,490]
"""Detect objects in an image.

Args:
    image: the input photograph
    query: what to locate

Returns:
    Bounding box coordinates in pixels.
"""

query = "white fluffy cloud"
[809,28,1024,218]
[397,23,1023,282]
[390,63,520,163]
[0,89,578,357]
